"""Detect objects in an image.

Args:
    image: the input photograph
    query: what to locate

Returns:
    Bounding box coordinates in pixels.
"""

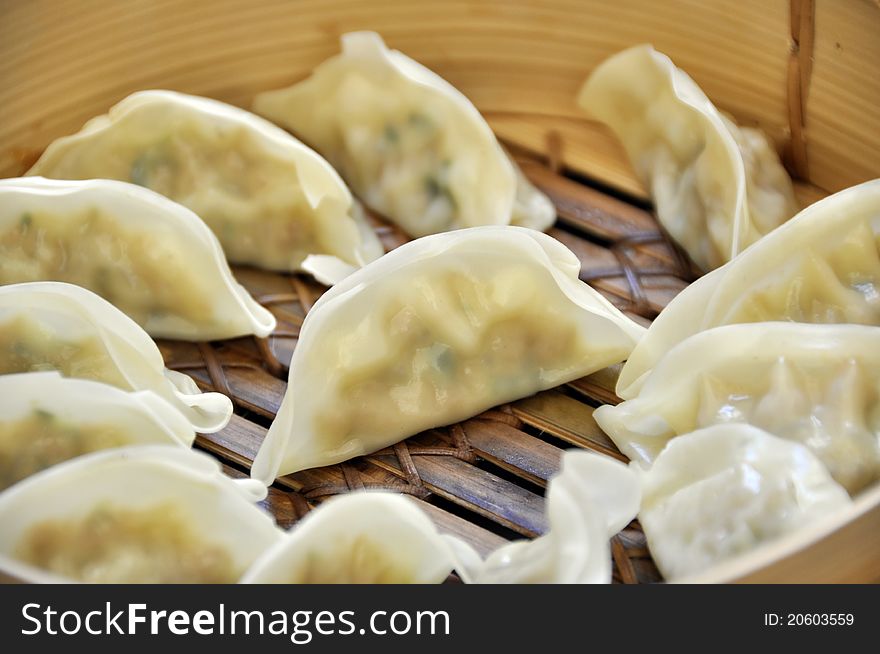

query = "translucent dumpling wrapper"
[616,180,880,399]
[457,450,641,584]
[638,424,851,580]
[0,281,232,433]
[0,177,276,340]
[252,226,646,482]
[594,322,880,494]
[253,31,556,238]
[0,446,281,584]
[242,492,468,584]
[577,45,797,272]
[27,90,383,274]
[0,371,195,491]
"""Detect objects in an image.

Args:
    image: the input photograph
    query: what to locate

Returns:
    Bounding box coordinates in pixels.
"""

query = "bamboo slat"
[512,392,623,459]
[461,419,562,485]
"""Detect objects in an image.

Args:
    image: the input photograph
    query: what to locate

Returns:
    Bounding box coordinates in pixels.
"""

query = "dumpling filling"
[313,268,582,450]
[113,124,323,269]
[0,315,126,386]
[0,411,129,491]
[338,109,458,235]
[0,208,214,328]
[15,503,239,583]
[274,535,419,584]
[719,222,880,325]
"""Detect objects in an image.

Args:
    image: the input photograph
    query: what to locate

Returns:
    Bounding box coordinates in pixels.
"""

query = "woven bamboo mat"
[156,146,699,584]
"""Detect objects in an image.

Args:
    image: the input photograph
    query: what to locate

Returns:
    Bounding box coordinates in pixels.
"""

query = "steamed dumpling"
[617,180,880,399]
[594,322,880,494]
[27,90,383,273]
[459,450,640,584]
[0,446,281,583]
[638,424,851,580]
[241,492,464,584]
[578,45,797,271]
[0,371,194,491]
[0,281,232,433]
[254,31,555,237]
[252,226,646,482]
[0,177,275,340]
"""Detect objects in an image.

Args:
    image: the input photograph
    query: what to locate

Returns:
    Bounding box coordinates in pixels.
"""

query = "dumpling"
[0,177,275,340]
[252,226,646,482]
[0,371,194,491]
[617,180,880,399]
[0,446,281,583]
[638,424,851,580]
[458,450,640,584]
[27,90,383,273]
[594,322,880,493]
[0,281,232,433]
[241,492,466,583]
[253,31,555,237]
[577,45,797,271]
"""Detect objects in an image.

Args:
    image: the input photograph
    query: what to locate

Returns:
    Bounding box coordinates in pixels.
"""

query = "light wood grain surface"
[2,0,877,191]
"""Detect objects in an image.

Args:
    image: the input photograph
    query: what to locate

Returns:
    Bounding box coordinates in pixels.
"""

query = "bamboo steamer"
[1,0,879,583]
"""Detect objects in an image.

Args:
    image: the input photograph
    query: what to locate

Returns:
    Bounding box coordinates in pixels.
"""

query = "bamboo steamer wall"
[1,0,879,583]
[2,0,879,191]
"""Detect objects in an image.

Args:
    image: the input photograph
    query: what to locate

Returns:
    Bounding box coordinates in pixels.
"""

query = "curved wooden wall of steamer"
[1,0,878,583]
